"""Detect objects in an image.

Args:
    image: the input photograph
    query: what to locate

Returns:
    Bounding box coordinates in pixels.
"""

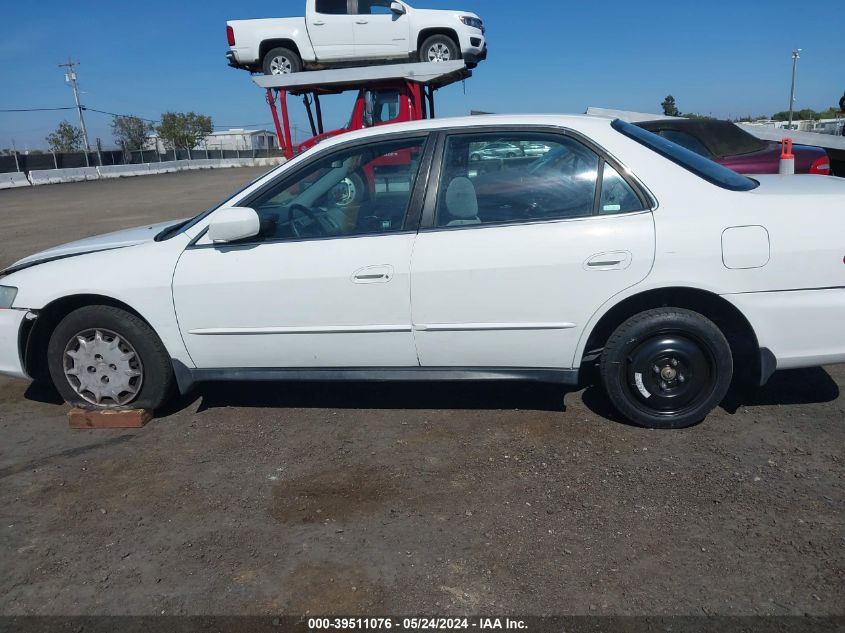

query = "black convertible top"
[635,119,768,158]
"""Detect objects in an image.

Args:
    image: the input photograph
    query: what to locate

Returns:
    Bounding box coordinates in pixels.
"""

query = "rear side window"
[316,0,348,14]
[613,119,758,191]
[435,133,601,228]
[599,163,643,215]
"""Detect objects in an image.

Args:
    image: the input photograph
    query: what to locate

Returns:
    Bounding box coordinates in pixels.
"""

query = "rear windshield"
[612,119,759,192]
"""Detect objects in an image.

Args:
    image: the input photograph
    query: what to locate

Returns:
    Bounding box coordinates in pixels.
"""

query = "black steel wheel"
[600,308,733,429]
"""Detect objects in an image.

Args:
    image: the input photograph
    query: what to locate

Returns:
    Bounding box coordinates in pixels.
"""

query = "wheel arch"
[259,39,303,64]
[417,28,461,54]
[577,286,765,385]
[23,294,157,384]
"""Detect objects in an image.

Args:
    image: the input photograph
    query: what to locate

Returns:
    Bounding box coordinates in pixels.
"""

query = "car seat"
[444,177,481,226]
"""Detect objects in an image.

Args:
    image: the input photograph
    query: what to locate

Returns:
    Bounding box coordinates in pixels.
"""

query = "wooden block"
[68,408,153,429]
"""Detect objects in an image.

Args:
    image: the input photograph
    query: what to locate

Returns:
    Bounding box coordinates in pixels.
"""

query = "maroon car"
[635,119,831,175]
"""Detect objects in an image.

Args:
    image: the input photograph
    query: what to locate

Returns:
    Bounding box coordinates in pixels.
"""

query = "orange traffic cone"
[779,138,795,175]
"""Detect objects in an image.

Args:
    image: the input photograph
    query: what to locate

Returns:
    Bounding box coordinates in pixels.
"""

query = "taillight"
[227,25,236,47]
[810,155,830,175]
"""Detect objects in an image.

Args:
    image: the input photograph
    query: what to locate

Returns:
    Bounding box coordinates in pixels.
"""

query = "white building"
[203,129,278,151]
[145,128,278,152]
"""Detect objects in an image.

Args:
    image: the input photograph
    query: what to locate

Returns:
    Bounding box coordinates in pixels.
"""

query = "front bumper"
[0,309,30,380]
[464,44,488,65]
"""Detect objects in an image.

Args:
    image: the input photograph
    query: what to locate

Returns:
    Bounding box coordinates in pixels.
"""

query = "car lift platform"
[256,61,472,160]
[252,60,471,94]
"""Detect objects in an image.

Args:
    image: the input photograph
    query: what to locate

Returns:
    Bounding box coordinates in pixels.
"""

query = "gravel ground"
[0,170,842,617]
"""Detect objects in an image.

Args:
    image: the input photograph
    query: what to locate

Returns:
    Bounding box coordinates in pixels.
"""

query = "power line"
[0,107,77,113]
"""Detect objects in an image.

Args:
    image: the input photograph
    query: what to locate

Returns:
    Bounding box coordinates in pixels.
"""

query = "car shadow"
[720,366,840,414]
[23,381,65,405]
[160,380,574,417]
[579,366,841,426]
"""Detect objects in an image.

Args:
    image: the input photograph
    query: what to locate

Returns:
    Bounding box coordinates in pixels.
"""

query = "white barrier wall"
[29,167,100,186]
[0,172,31,190]
[19,157,286,186]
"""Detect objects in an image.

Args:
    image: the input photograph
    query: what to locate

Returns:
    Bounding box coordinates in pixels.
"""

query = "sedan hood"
[7,219,184,272]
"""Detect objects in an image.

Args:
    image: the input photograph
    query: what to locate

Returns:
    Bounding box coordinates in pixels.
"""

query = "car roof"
[311,114,615,151]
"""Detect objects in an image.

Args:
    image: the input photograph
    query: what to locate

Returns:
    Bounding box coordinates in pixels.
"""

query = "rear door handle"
[355,19,369,24]
[584,251,632,271]
[312,20,326,25]
[352,264,394,284]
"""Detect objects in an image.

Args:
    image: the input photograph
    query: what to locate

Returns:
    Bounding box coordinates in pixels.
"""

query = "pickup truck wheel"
[420,35,459,63]
[262,47,302,75]
[599,308,733,429]
[47,305,173,411]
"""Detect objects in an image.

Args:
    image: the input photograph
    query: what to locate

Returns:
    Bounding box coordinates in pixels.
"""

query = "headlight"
[0,286,18,309]
[460,16,484,31]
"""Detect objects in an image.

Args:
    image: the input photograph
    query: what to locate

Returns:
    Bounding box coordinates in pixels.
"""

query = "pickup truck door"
[306,0,357,60]
[353,0,411,59]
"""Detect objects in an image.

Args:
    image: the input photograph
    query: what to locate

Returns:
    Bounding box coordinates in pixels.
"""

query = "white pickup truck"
[226,0,487,75]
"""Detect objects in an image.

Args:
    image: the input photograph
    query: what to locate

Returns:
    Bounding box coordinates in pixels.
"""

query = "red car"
[635,119,830,175]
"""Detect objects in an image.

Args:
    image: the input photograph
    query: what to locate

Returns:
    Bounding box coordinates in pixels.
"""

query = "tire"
[470,153,481,161]
[506,152,516,158]
[419,35,459,63]
[262,47,302,76]
[47,305,174,411]
[599,308,733,429]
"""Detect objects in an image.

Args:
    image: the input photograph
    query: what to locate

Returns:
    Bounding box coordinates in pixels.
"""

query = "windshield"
[612,119,759,192]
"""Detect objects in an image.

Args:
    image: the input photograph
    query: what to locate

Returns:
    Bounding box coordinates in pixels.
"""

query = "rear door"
[307,0,357,60]
[410,129,656,370]
[353,0,411,59]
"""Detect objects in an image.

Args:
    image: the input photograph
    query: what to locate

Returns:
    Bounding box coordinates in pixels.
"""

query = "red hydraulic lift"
[254,61,472,159]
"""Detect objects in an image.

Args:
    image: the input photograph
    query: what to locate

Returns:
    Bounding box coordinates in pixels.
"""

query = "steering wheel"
[287,203,323,238]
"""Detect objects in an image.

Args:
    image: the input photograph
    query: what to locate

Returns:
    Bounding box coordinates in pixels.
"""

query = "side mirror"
[390,1,406,14]
[207,207,260,243]
[363,91,375,128]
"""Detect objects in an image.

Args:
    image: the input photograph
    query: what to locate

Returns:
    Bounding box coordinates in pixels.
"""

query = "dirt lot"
[0,170,843,617]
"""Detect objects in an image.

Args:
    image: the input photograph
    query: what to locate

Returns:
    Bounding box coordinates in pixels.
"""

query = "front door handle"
[584,251,632,271]
[355,19,369,24]
[312,20,326,25]
[352,264,394,284]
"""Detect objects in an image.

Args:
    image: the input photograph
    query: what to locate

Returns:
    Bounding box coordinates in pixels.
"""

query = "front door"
[308,0,358,60]
[353,0,411,59]
[173,135,429,369]
[411,130,656,369]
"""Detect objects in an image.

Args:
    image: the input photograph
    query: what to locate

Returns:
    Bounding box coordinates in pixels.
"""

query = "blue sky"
[1,0,841,150]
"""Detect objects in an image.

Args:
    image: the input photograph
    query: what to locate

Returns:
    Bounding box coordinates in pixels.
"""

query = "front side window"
[435,133,600,227]
[316,0,349,15]
[613,119,758,191]
[357,0,395,14]
[245,137,426,242]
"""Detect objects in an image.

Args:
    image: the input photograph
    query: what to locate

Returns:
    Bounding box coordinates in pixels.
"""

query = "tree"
[685,112,714,120]
[111,115,153,151]
[155,111,214,150]
[46,121,85,153]
[661,95,680,117]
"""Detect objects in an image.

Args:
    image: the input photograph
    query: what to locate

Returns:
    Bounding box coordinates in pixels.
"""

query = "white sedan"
[1,115,844,429]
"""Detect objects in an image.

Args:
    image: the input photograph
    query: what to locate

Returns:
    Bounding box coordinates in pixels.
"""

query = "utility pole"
[787,49,801,131]
[59,58,91,152]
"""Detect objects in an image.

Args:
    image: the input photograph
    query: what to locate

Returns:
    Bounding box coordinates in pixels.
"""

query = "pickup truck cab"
[227,0,487,75]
